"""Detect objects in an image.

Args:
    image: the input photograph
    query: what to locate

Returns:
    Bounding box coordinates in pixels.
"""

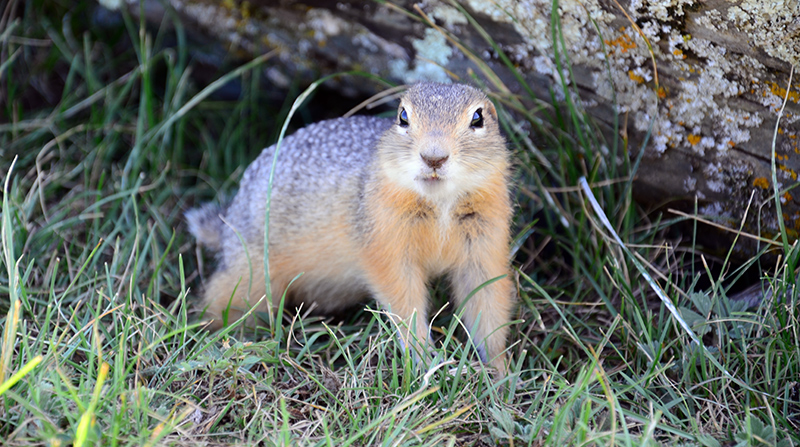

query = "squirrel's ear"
[483,101,498,121]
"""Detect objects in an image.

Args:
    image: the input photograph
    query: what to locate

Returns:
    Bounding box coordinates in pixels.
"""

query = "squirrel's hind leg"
[198,253,270,330]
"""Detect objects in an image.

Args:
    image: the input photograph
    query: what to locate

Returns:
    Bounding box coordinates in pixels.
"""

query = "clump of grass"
[1,1,798,446]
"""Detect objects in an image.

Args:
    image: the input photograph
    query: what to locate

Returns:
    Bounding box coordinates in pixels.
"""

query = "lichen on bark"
[117,0,800,248]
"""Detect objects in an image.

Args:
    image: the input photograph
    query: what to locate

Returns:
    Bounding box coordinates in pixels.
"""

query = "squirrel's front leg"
[449,231,514,375]
[362,253,432,364]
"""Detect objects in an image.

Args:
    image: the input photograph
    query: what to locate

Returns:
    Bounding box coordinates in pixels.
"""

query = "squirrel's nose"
[421,154,448,169]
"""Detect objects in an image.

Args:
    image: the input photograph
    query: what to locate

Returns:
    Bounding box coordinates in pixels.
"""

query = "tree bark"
[118,0,800,251]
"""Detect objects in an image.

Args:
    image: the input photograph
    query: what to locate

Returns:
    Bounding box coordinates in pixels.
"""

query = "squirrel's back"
[188,115,392,249]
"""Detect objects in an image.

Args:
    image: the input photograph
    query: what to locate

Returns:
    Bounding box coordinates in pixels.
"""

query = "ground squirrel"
[187,83,514,373]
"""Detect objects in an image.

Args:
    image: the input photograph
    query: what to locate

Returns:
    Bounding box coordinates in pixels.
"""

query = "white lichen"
[683,176,697,192]
[727,0,800,66]
[391,28,453,83]
[430,4,469,27]
[700,202,730,218]
[703,162,724,193]
[307,9,347,39]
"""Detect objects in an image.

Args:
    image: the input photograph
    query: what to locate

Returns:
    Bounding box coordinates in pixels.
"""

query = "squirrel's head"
[378,83,508,202]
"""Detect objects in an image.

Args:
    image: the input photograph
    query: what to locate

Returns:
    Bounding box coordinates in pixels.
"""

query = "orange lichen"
[784,192,793,202]
[753,177,769,189]
[606,30,637,54]
[628,71,645,83]
[657,85,668,98]
[779,165,799,180]
[766,81,800,103]
[687,134,701,145]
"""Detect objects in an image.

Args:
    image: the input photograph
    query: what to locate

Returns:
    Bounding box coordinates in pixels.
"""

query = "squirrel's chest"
[405,198,483,230]
[392,198,487,267]
[366,183,497,266]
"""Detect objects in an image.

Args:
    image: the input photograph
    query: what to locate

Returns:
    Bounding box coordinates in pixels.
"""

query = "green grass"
[1,1,799,446]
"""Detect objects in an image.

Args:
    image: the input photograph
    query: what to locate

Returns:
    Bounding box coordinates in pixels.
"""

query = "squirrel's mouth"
[418,172,444,183]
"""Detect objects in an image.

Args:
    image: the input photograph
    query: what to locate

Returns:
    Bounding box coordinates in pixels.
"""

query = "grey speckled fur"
[187,115,392,273]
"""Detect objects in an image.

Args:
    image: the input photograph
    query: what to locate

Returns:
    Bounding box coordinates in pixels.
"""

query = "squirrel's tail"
[186,203,225,251]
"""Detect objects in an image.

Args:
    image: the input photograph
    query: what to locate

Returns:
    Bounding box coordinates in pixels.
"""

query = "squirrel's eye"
[470,108,484,129]
[399,108,409,127]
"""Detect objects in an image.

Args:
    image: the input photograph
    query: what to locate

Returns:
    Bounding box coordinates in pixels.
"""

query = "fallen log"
[112,0,800,252]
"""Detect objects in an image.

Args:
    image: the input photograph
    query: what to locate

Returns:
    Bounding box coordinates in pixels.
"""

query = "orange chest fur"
[366,179,510,275]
